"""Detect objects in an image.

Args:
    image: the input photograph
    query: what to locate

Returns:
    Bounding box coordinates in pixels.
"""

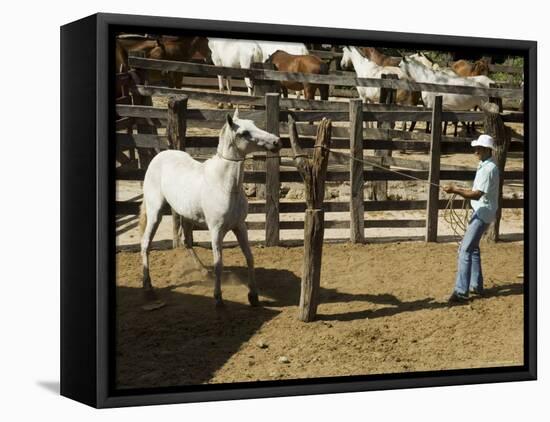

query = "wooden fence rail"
[115,104,523,125]
[116,88,524,246]
[127,57,523,99]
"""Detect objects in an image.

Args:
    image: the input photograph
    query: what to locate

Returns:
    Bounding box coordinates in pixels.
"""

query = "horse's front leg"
[210,228,225,307]
[233,222,259,307]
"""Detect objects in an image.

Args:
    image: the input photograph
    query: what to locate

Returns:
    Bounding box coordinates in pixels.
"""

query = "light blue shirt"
[471,157,500,224]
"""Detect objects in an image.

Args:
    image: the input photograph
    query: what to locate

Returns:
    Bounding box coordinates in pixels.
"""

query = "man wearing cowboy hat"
[443,134,500,304]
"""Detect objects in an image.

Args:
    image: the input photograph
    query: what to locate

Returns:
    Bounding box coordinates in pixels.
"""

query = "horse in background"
[208,39,263,95]
[408,53,457,76]
[116,36,211,88]
[341,46,419,106]
[400,56,489,135]
[452,58,490,77]
[361,47,402,67]
[266,50,329,100]
[256,41,309,59]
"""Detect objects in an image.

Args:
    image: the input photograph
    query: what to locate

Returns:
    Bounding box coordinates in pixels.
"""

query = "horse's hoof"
[248,292,260,307]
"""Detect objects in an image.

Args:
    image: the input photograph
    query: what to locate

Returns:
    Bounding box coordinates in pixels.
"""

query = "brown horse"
[148,36,210,62]
[451,59,490,77]
[116,36,211,88]
[361,47,402,67]
[266,50,329,100]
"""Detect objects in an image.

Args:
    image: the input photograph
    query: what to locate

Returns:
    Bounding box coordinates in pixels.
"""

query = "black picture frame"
[60,12,537,408]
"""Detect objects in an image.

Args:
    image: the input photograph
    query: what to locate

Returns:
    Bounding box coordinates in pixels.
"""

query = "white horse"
[400,56,490,134]
[256,40,308,58]
[208,38,263,95]
[340,46,416,105]
[399,56,488,110]
[139,109,281,307]
[407,53,457,76]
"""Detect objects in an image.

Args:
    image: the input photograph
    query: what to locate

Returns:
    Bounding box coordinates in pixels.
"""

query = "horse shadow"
[115,282,280,390]
[217,265,407,309]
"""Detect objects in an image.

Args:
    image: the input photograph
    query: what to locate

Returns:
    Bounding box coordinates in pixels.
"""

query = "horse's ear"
[226,113,233,127]
[233,107,240,120]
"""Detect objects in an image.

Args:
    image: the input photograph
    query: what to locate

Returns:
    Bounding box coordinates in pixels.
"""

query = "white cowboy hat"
[471,134,496,150]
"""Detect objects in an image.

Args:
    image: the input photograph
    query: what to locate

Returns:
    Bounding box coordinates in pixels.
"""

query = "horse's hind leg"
[233,222,259,307]
[210,228,225,307]
[140,202,163,290]
[183,221,209,275]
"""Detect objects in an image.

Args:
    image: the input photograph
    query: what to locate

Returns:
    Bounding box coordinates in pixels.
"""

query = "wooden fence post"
[252,63,279,200]
[482,102,510,242]
[252,62,280,97]
[489,83,504,112]
[373,74,397,201]
[349,98,364,243]
[288,116,332,322]
[265,93,281,246]
[127,50,157,170]
[328,46,338,97]
[167,96,189,248]
[425,95,443,242]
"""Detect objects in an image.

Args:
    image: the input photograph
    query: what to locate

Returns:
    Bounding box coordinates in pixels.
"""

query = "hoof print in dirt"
[141,300,166,312]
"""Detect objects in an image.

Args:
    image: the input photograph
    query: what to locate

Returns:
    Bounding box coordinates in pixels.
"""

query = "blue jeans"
[454,213,488,295]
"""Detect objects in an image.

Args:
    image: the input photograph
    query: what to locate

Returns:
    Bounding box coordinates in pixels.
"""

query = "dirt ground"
[114,91,525,389]
[115,240,524,389]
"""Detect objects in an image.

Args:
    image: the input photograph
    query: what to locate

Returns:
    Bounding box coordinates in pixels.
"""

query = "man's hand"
[442,184,456,194]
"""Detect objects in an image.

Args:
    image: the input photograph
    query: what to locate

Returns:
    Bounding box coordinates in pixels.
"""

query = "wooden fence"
[115,83,524,246]
[127,57,524,100]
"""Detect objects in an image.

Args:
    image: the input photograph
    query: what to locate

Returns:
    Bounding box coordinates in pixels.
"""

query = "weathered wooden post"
[252,63,280,200]
[288,115,332,322]
[127,50,157,170]
[425,95,443,242]
[349,98,365,243]
[252,62,280,97]
[373,74,398,201]
[265,93,281,246]
[489,83,504,113]
[167,96,189,248]
[482,102,510,242]
[328,46,339,97]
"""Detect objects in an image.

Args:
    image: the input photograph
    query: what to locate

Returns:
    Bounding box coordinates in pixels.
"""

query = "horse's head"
[473,59,490,76]
[340,47,353,70]
[220,109,281,159]
[399,55,414,77]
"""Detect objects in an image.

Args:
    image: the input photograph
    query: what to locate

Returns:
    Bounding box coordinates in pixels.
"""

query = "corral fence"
[115,57,524,247]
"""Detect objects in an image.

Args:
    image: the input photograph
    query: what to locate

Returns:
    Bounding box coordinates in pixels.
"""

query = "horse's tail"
[139,202,147,237]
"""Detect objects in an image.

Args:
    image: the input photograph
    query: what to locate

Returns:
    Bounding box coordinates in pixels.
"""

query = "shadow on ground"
[115,268,291,389]
[316,282,524,322]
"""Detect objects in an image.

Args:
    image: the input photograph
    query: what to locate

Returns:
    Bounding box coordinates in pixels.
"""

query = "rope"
[316,145,471,241]
[238,143,470,240]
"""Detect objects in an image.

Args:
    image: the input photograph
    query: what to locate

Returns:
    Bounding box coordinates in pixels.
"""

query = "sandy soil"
[115,241,524,388]
[114,91,525,389]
